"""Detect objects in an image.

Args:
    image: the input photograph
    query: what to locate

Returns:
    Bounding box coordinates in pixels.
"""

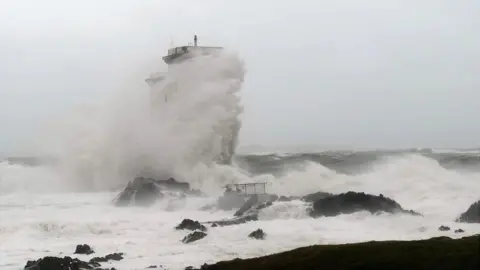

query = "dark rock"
[211,223,218,227]
[456,200,480,223]
[89,253,123,264]
[155,177,190,192]
[302,191,333,202]
[24,256,93,270]
[146,266,157,268]
[439,225,451,231]
[175,219,207,232]
[114,177,162,207]
[113,176,198,207]
[309,191,420,218]
[74,244,94,255]
[454,229,465,233]
[248,229,266,240]
[182,231,207,244]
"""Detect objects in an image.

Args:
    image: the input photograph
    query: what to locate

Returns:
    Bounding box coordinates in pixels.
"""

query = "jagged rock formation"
[74,244,94,255]
[182,231,207,244]
[175,219,207,232]
[301,191,333,202]
[308,191,421,217]
[248,229,266,240]
[456,200,480,223]
[24,251,123,270]
[113,177,202,207]
[439,225,450,231]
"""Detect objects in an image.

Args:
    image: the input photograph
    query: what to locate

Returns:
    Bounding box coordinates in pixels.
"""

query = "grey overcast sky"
[1,0,479,154]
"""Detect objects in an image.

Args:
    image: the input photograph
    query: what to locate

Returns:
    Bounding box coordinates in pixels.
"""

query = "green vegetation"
[196,235,479,270]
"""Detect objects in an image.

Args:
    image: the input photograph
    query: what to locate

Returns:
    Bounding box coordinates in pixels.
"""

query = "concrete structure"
[224,183,268,195]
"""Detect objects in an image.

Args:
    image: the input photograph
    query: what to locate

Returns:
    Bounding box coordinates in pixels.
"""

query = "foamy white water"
[1,157,479,270]
[1,50,479,269]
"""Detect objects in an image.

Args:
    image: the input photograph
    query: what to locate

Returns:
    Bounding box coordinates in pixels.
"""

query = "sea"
[1,51,479,270]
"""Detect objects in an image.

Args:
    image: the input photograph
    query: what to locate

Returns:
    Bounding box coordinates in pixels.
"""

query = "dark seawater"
[234,149,480,176]
[4,149,480,176]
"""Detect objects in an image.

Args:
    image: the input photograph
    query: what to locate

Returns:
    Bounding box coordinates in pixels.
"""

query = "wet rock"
[456,200,480,223]
[182,231,207,244]
[439,225,451,231]
[155,177,190,192]
[24,256,94,270]
[175,219,207,232]
[74,244,94,255]
[454,228,465,233]
[302,191,333,202]
[113,176,198,207]
[248,229,266,240]
[309,191,421,218]
[89,253,124,264]
[114,177,162,207]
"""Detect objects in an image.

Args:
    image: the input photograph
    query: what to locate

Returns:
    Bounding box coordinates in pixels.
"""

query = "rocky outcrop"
[74,244,94,255]
[155,177,190,191]
[182,231,207,244]
[24,248,122,270]
[24,256,94,270]
[248,229,265,240]
[175,219,207,232]
[439,225,450,231]
[114,177,162,207]
[309,191,421,217]
[455,229,465,233]
[89,253,123,264]
[302,191,333,202]
[113,177,201,207]
[456,200,480,223]
[23,256,117,270]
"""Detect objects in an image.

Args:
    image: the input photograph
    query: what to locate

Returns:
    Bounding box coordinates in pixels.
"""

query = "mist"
[1,0,479,155]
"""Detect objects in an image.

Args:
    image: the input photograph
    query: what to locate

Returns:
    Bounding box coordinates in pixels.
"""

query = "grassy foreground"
[196,235,479,270]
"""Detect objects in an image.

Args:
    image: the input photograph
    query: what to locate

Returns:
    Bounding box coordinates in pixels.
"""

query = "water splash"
[32,50,246,192]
